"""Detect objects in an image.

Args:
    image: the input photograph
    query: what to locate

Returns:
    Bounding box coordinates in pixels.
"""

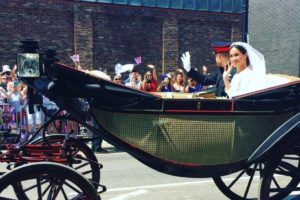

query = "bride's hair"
[230,44,250,66]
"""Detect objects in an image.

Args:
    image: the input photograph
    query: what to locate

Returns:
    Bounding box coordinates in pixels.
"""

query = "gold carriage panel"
[93,109,292,165]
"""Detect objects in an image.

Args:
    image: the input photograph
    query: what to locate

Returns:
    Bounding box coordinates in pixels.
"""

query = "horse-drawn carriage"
[1,44,300,199]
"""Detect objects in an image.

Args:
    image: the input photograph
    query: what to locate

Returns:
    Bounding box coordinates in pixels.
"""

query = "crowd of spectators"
[109,63,214,94]
[0,64,45,133]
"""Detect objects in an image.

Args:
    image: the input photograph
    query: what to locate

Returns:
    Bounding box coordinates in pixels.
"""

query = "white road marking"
[109,189,148,200]
[107,175,261,192]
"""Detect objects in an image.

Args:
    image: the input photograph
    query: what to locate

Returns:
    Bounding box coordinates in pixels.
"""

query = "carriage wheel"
[31,134,102,190]
[213,162,264,200]
[0,162,100,199]
[259,140,300,200]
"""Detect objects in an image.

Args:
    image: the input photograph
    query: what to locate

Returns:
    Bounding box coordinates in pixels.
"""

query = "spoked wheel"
[213,162,264,200]
[31,134,102,191]
[259,140,300,200]
[41,113,82,135]
[0,162,100,199]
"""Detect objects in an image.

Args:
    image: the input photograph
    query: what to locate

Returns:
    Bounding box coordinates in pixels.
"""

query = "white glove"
[181,51,191,72]
[115,63,134,74]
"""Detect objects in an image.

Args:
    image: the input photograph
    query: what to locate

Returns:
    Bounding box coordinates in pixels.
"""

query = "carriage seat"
[153,92,195,99]
[266,73,300,87]
[85,70,111,81]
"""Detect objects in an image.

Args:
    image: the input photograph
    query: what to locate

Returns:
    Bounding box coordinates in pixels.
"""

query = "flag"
[70,54,80,63]
[1,104,14,129]
[134,56,142,65]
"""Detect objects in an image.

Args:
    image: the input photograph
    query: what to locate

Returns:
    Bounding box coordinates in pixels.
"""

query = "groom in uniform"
[181,42,233,97]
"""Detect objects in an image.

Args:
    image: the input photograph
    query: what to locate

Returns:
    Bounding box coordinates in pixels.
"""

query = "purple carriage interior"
[18,53,300,177]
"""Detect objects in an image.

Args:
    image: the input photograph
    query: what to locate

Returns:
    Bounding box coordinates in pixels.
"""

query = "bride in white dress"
[223,42,267,98]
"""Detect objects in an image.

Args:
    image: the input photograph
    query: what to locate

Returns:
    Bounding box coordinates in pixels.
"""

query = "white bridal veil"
[227,42,267,97]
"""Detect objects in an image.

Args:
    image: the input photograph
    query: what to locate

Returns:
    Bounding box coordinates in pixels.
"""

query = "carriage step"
[97,184,107,194]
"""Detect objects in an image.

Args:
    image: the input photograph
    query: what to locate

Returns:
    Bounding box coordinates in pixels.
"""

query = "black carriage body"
[22,62,300,178]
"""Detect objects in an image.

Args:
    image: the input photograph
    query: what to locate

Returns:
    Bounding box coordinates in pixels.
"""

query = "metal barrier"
[0,102,92,138]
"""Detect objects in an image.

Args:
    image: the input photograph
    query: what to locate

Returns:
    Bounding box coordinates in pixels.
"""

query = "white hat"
[1,65,11,75]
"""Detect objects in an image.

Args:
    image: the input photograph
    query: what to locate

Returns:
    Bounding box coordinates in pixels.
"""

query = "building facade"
[249,0,300,76]
[0,0,243,76]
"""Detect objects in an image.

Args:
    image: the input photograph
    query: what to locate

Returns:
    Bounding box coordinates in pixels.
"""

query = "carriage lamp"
[17,39,42,114]
[17,39,41,78]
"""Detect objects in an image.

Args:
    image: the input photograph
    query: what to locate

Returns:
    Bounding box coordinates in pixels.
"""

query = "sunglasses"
[114,78,120,81]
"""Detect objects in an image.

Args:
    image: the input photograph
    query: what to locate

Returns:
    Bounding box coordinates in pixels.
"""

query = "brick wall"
[74,5,94,69]
[162,17,178,73]
[93,14,162,75]
[0,0,242,78]
[249,0,300,75]
[0,0,74,67]
[178,15,237,69]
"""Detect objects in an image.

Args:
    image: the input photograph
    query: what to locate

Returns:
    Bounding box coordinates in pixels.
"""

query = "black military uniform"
[187,67,227,97]
[186,41,234,97]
